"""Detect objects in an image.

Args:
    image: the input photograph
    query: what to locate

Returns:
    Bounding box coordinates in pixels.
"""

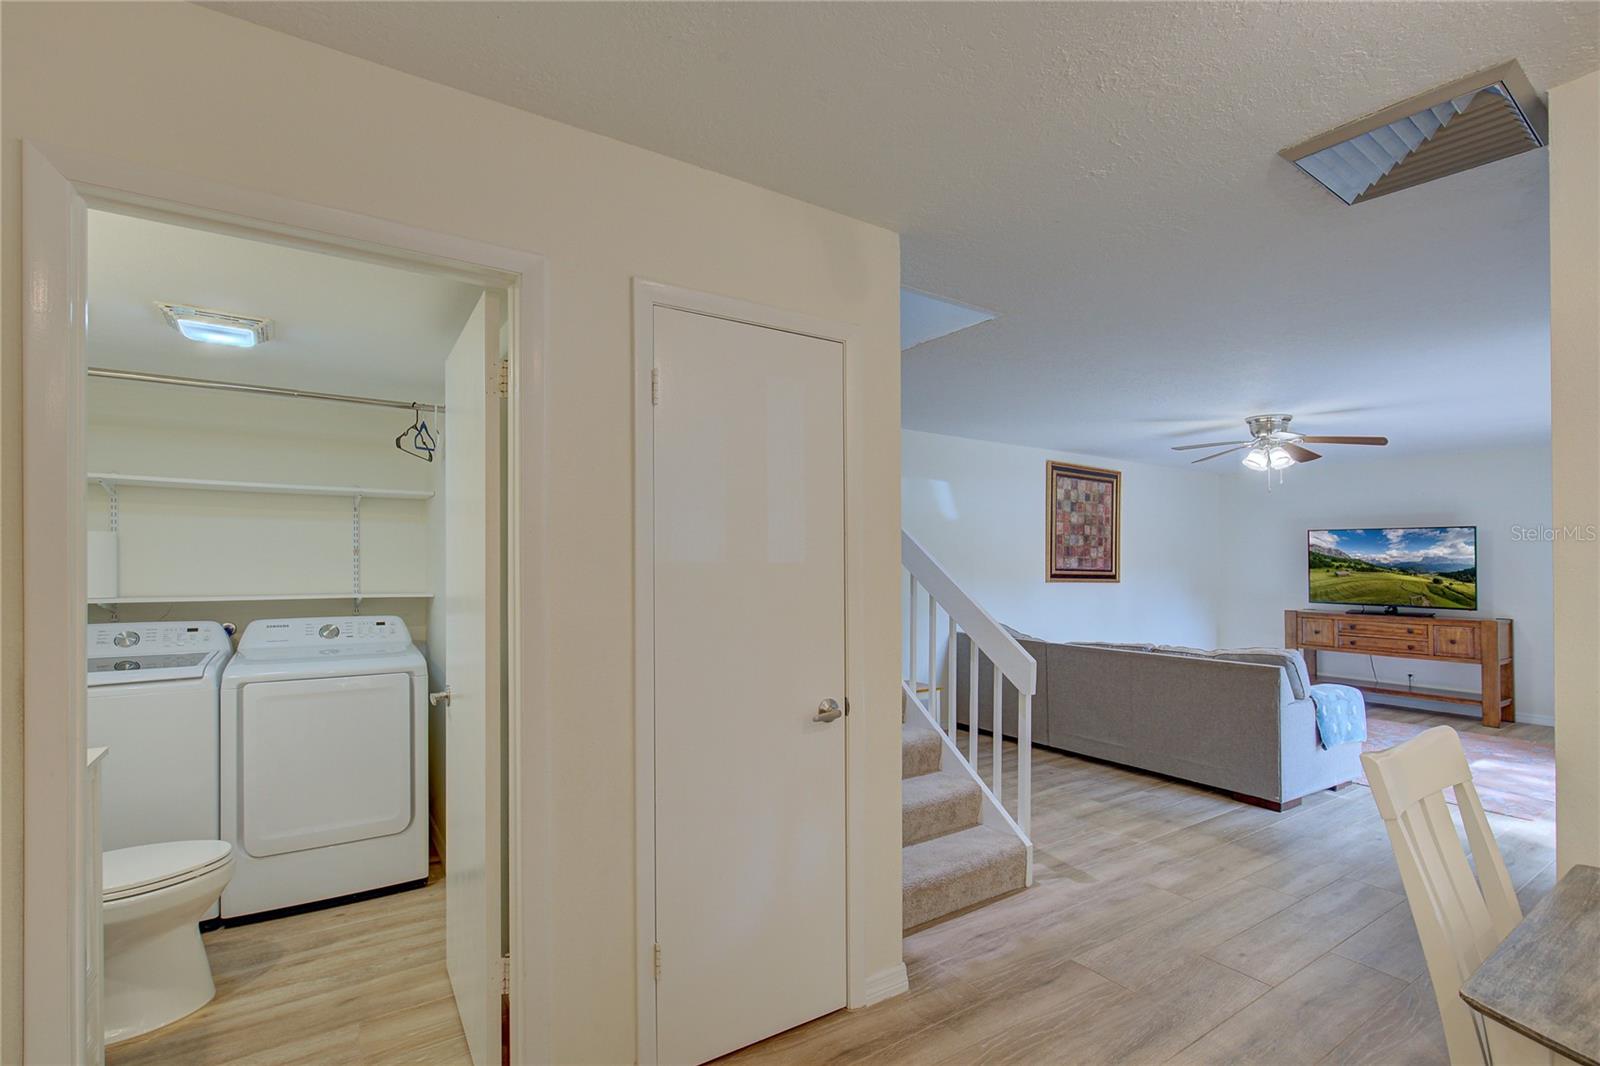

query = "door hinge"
[653,943,662,980]
[501,954,511,995]
[497,358,510,399]
[650,366,661,407]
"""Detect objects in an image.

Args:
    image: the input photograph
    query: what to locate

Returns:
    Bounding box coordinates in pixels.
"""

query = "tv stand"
[1285,609,1514,727]
[1345,607,1436,618]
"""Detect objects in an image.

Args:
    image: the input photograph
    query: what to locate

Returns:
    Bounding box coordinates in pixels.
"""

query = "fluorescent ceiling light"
[901,287,996,350]
[157,303,272,348]
[1281,60,1546,205]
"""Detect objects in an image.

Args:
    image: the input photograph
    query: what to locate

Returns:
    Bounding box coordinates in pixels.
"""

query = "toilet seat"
[104,840,232,903]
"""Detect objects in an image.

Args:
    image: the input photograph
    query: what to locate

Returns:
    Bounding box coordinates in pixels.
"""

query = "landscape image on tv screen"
[1308,527,1477,611]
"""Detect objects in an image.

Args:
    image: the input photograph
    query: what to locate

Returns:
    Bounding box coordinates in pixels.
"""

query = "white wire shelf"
[87,473,433,501]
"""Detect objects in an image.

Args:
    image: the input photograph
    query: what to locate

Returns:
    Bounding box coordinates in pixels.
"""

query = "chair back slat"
[1453,780,1522,936]
[1409,792,1497,971]
[1361,726,1522,1066]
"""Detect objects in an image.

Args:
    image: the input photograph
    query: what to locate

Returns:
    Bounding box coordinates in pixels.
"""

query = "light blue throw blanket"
[1310,683,1367,749]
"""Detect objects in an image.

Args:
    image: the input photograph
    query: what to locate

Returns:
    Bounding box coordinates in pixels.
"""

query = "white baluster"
[1018,692,1032,839]
[926,595,938,725]
[907,577,919,692]
[992,669,1003,809]
[968,645,979,765]
[945,615,958,737]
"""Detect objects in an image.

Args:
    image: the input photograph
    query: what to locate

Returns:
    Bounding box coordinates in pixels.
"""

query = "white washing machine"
[87,621,232,851]
[219,615,428,918]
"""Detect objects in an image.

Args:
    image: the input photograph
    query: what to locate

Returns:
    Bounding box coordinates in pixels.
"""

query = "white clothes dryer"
[219,616,428,919]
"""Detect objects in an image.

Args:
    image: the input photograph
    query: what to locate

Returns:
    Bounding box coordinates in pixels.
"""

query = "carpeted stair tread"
[902,721,944,779]
[902,769,982,846]
[902,824,1028,930]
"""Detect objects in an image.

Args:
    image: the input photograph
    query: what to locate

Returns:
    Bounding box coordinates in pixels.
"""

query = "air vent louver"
[1282,60,1547,205]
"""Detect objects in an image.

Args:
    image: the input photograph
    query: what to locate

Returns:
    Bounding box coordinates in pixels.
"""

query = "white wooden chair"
[1363,726,1555,1066]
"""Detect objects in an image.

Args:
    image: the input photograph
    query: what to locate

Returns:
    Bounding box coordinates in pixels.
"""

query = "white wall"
[904,431,1555,727]
[1216,445,1555,725]
[1550,70,1600,873]
[902,430,1224,648]
[0,6,903,1061]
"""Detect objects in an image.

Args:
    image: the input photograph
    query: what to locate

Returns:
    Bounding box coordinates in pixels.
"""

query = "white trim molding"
[858,963,911,1009]
[19,141,552,1065]
[22,138,91,1066]
[632,279,881,1063]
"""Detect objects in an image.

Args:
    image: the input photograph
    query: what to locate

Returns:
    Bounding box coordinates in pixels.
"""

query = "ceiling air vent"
[1282,60,1547,205]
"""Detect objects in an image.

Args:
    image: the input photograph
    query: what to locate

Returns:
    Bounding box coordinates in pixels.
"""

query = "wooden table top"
[1461,864,1600,1066]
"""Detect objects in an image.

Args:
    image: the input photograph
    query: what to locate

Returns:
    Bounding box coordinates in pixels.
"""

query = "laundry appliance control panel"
[237,615,414,653]
[87,621,232,654]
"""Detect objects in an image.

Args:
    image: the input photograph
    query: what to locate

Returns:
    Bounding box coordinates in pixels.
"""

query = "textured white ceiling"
[87,210,482,403]
[209,1,1599,464]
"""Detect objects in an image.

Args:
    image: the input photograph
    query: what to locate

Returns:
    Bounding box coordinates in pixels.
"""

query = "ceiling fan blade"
[1300,435,1388,446]
[1282,442,1322,463]
[1190,444,1250,464]
[1172,440,1250,451]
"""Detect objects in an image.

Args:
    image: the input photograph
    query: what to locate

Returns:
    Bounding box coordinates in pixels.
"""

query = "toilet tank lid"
[104,839,231,898]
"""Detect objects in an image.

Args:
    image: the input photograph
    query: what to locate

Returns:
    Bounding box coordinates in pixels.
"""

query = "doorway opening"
[21,143,547,1066]
[80,207,502,1063]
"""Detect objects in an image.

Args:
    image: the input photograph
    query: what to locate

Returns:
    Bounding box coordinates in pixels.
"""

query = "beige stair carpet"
[902,721,942,778]
[900,719,1026,930]
[902,771,981,846]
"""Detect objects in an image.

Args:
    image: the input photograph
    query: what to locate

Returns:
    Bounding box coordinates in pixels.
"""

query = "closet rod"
[87,367,444,413]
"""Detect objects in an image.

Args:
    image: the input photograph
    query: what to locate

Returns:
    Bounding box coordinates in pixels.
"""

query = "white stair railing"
[902,531,1035,871]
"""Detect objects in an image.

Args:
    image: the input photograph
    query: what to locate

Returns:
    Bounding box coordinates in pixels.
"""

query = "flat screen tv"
[1308,527,1478,612]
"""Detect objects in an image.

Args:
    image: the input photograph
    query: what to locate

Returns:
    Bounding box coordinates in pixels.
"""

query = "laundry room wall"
[83,376,437,639]
[2,7,903,1061]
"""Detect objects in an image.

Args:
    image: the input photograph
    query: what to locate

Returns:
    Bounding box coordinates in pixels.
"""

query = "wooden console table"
[1284,609,1514,727]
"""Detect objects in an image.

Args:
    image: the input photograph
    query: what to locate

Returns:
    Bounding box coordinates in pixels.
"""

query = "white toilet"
[87,622,234,1043]
[102,840,234,1045]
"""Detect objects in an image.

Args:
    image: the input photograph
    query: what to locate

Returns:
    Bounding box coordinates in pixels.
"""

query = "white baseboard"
[853,963,909,1009]
[1367,694,1553,729]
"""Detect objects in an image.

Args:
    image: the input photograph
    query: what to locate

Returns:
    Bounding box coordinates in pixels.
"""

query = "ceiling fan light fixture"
[1177,414,1388,475]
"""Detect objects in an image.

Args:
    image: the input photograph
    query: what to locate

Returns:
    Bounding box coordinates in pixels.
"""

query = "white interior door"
[651,307,848,1065]
[444,291,504,1066]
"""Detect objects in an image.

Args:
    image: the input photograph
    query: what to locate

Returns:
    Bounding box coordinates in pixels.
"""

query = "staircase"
[901,531,1035,930]
[901,719,1027,929]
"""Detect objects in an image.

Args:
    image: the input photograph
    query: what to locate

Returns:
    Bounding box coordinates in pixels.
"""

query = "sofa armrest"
[1278,696,1364,800]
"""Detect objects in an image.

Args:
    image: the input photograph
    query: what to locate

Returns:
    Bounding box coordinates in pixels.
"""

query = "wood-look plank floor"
[102,706,1550,1066]
[725,706,1556,1066]
[106,862,469,1066]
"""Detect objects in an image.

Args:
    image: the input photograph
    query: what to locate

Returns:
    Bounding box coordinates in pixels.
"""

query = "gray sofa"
[956,633,1361,809]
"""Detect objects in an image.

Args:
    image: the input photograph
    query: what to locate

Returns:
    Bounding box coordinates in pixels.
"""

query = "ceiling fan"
[1173,414,1388,472]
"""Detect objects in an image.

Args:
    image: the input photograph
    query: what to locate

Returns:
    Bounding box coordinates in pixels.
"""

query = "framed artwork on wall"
[1046,460,1121,582]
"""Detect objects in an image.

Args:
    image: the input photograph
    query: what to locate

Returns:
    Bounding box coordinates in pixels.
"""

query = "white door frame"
[19,141,553,1066]
[632,280,878,1064]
